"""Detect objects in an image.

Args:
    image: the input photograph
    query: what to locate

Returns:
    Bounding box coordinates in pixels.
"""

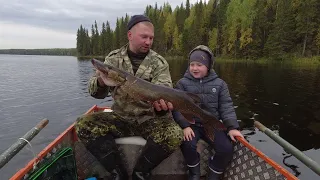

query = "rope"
[19,138,39,170]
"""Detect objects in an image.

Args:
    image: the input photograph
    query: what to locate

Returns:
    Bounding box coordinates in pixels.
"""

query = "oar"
[254,120,320,176]
[0,119,49,169]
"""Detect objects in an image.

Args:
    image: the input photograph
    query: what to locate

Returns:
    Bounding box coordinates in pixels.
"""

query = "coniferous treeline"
[76,0,320,60]
[0,48,77,56]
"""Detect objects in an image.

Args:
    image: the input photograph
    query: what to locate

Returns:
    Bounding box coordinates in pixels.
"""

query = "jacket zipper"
[199,78,204,127]
[200,78,203,93]
[200,78,203,107]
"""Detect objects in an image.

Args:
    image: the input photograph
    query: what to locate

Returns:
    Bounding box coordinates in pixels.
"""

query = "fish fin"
[106,80,122,86]
[186,92,201,103]
[212,120,226,131]
[200,110,226,131]
[181,113,195,124]
[107,71,125,86]
[203,125,215,142]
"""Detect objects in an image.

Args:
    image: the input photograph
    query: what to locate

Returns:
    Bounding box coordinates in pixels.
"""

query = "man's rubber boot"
[132,138,172,180]
[85,134,128,180]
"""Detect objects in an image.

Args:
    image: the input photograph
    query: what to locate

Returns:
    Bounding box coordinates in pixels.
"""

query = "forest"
[76,0,320,60]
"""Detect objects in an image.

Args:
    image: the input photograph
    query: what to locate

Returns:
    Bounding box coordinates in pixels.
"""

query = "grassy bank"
[215,56,320,67]
[76,55,105,60]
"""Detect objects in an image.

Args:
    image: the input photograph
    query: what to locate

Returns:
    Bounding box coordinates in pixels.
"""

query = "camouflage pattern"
[88,43,173,124]
[75,111,183,152]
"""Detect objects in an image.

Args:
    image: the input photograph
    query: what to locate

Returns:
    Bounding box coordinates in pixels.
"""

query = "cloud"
[0,0,199,49]
[0,21,76,49]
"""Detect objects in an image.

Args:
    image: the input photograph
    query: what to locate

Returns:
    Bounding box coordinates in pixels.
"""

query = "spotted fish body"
[91,59,226,140]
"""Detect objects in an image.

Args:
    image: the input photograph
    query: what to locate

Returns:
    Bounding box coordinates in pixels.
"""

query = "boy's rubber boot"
[187,163,200,180]
[207,169,223,180]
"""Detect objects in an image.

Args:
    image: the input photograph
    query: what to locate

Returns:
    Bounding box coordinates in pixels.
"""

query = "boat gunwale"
[10,105,298,180]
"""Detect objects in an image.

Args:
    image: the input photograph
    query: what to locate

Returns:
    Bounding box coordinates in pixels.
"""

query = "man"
[75,15,183,180]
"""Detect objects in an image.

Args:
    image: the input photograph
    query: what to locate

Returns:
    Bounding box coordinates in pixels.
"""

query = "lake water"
[0,54,319,179]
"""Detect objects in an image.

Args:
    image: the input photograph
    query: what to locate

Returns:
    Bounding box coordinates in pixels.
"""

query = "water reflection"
[76,59,95,96]
[283,154,301,177]
[166,57,189,85]
[76,58,113,104]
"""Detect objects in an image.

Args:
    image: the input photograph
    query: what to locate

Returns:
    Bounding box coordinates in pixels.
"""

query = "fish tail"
[209,120,226,131]
[214,121,226,131]
[203,125,215,142]
[202,118,225,142]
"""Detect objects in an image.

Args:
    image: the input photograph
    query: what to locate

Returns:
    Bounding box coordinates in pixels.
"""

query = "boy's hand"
[228,129,244,142]
[183,127,195,141]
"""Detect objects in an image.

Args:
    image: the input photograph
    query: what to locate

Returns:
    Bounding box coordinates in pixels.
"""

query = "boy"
[172,45,243,180]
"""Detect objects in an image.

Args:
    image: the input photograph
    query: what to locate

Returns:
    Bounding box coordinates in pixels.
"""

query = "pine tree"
[93,20,101,55]
[100,22,107,55]
[114,18,120,49]
[84,29,91,56]
[105,21,113,53]
[216,0,230,56]
[264,0,296,59]
[186,0,190,17]
[76,25,84,55]
[292,0,319,56]
[316,28,320,55]
[119,17,127,47]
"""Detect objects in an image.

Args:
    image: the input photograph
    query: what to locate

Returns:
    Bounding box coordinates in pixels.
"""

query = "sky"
[0,0,199,49]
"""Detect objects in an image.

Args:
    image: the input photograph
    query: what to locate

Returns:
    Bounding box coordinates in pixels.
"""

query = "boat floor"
[137,175,206,180]
[95,175,206,180]
[74,139,293,180]
[16,133,297,180]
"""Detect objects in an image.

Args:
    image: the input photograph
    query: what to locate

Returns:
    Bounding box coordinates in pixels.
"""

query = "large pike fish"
[91,59,226,141]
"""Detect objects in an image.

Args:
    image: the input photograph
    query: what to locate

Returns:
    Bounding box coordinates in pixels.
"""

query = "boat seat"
[114,136,212,176]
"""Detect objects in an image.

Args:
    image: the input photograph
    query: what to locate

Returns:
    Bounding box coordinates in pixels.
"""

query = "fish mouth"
[91,58,112,75]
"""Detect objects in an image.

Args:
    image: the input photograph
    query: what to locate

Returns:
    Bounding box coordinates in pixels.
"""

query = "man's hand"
[183,127,195,141]
[153,99,173,111]
[228,129,244,142]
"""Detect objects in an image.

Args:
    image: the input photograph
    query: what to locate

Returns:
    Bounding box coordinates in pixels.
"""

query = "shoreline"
[1,54,319,66]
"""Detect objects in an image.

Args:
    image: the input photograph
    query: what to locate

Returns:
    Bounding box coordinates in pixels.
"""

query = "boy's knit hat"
[189,50,211,69]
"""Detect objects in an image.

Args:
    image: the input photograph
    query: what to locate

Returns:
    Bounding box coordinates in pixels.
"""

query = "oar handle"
[36,119,49,129]
[254,120,320,176]
[254,120,267,132]
[0,118,49,169]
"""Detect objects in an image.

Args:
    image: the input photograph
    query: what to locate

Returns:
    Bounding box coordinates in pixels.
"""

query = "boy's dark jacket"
[172,45,239,132]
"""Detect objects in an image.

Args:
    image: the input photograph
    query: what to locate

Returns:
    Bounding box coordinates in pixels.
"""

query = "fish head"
[91,59,126,86]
